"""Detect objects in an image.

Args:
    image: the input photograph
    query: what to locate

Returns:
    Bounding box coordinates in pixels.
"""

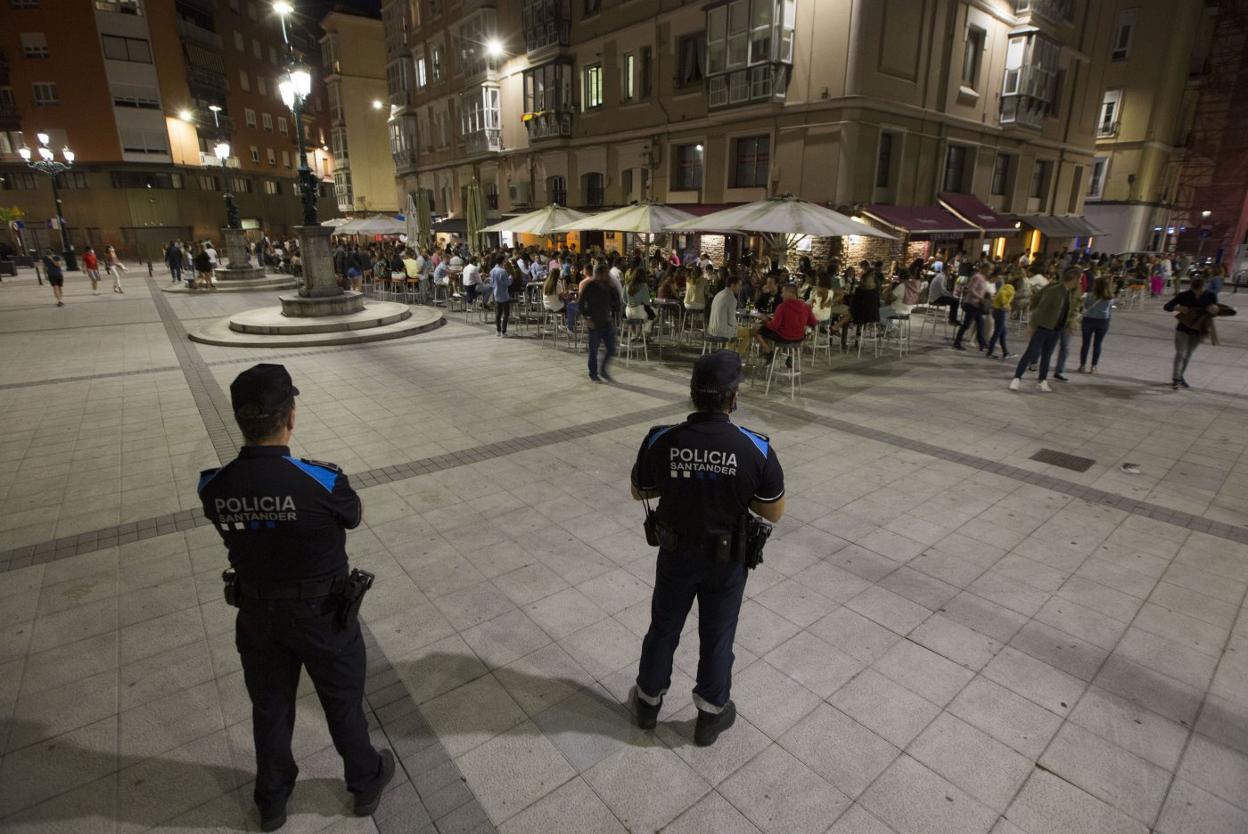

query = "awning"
[860,204,978,239]
[937,193,1017,235]
[431,215,500,234]
[1015,214,1106,238]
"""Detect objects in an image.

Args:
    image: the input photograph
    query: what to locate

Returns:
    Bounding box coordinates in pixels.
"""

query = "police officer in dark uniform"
[629,351,785,746]
[198,364,394,831]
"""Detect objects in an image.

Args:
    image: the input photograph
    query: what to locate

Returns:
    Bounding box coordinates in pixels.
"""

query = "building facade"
[381,0,1122,260]
[321,9,398,215]
[0,0,337,260]
[1082,0,1211,254]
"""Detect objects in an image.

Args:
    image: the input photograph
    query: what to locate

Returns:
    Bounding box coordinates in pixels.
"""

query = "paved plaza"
[2,268,1248,834]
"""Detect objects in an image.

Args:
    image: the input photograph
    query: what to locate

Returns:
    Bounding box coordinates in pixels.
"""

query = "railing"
[463,128,502,154]
[186,65,228,96]
[524,110,573,141]
[175,18,223,50]
[1000,93,1047,129]
[199,152,240,168]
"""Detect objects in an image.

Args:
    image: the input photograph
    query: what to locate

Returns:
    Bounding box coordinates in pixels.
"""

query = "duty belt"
[238,576,346,600]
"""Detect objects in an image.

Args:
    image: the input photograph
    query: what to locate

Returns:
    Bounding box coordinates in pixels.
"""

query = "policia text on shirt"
[198,364,395,832]
[629,351,785,747]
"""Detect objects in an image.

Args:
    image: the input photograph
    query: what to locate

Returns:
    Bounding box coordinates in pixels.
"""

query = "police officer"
[629,351,785,746]
[198,364,394,831]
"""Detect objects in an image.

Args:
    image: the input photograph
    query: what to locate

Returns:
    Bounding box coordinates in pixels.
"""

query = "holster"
[735,513,774,570]
[222,568,241,608]
[334,568,375,631]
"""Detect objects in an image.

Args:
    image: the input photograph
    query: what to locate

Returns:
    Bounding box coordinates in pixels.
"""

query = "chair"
[681,307,706,344]
[404,274,422,304]
[807,320,835,366]
[621,319,649,365]
[883,314,911,357]
[701,334,730,355]
[857,323,882,358]
[432,283,449,307]
[539,308,562,347]
[764,339,804,398]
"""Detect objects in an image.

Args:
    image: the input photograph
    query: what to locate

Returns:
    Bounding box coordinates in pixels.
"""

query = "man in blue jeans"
[1010,268,1081,393]
[580,264,620,382]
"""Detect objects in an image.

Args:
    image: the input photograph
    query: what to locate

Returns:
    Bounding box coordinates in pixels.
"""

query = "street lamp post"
[18,133,77,270]
[208,105,240,229]
[279,67,318,227]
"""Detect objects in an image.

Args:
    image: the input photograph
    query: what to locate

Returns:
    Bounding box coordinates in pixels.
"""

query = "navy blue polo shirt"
[631,412,784,540]
[198,445,362,584]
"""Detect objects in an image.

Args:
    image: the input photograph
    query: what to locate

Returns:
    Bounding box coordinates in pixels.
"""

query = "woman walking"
[985,273,1016,359]
[42,249,66,307]
[953,263,989,351]
[1164,275,1228,389]
[1078,274,1114,373]
[105,244,126,293]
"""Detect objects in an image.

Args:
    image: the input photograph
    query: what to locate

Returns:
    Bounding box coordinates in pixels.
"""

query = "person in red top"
[81,246,101,294]
[754,283,816,359]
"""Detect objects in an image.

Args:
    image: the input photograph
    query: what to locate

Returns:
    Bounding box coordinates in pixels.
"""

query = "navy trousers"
[235,598,383,816]
[637,549,747,711]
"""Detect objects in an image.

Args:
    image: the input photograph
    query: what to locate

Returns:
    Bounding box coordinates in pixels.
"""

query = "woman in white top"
[683,268,708,312]
[542,269,566,312]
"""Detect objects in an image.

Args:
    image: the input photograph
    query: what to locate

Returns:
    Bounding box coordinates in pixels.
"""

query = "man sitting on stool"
[754,283,816,362]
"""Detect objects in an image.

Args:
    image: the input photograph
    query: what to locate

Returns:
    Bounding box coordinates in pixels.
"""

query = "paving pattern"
[1,266,1246,833]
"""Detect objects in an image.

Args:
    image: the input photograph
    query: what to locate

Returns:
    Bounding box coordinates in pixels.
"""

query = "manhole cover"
[1030,448,1095,472]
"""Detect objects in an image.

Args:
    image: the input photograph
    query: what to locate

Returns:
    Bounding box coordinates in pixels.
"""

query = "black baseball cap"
[230,364,299,416]
[691,350,745,394]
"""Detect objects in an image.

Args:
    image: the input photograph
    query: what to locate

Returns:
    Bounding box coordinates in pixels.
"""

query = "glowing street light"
[485,38,504,58]
[18,132,77,268]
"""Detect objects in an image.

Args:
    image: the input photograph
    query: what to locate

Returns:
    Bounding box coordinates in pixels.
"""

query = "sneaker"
[985,352,996,359]
[601,372,614,383]
[631,686,660,730]
[589,375,602,384]
[1001,353,1014,360]
[1090,366,1098,374]
[1038,380,1053,393]
[353,749,396,817]
[1053,374,1069,382]
[694,701,737,747]
[1172,380,1182,390]
[1178,378,1191,389]
[1008,378,1021,391]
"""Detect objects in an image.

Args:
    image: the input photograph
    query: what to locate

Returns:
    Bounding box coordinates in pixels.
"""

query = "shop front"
[937,193,1019,260]
[859,204,979,263]
[1014,214,1105,258]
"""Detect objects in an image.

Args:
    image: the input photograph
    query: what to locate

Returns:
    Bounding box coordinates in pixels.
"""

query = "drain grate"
[1030,448,1096,473]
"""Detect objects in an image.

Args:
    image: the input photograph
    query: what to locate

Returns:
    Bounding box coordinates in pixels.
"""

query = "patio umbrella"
[321,216,350,228]
[480,203,589,235]
[552,200,697,234]
[416,190,433,250]
[665,194,894,238]
[465,178,487,254]
[350,216,406,235]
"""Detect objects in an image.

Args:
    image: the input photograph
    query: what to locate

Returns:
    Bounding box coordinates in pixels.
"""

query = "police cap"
[691,350,745,394]
[230,363,300,416]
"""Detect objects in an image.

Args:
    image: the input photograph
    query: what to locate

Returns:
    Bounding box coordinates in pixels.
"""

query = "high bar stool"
[765,338,804,398]
[621,318,650,364]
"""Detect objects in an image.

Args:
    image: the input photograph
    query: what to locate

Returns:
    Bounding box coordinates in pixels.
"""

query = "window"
[1098,89,1121,137]
[238,70,250,92]
[261,112,272,131]
[266,147,275,165]
[198,174,219,191]
[230,176,252,193]
[1000,32,1060,128]
[546,175,566,204]
[621,168,634,199]
[426,0,442,18]
[640,46,653,97]
[278,116,287,134]
[1111,9,1136,61]
[281,149,290,167]
[875,132,894,188]
[0,88,13,109]
[485,181,498,209]
[1087,157,1107,199]
[234,31,244,51]
[991,153,1011,196]
[31,82,59,106]
[943,145,969,193]
[731,135,770,188]
[416,56,427,87]
[251,39,261,59]
[1030,159,1050,199]
[257,77,267,96]
[622,53,635,101]
[247,1,255,19]
[582,64,603,110]
[583,0,600,15]
[20,32,48,58]
[249,145,259,162]
[94,0,144,13]
[706,0,795,108]
[10,0,41,7]
[0,172,37,190]
[101,34,151,62]
[1067,167,1083,213]
[582,172,604,206]
[262,179,281,195]
[332,126,349,160]
[58,171,89,189]
[676,32,706,89]
[111,82,159,109]
[430,43,443,81]
[245,108,256,127]
[673,143,703,190]
[962,27,985,91]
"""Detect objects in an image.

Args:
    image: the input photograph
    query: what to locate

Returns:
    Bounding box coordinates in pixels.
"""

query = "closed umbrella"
[405,193,420,243]
[553,200,697,234]
[481,203,589,235]
[416,190,433,250]
[465,178,486,255]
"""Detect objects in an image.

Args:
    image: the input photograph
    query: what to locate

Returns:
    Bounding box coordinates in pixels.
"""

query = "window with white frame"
[1000,32,1060,128]
[278,116,287,134]
[249,145,259,162]
[239,70,250,92]
[119,128,167,153]
[622,52,635,101]
[1098,89,1121,136]
[331,126,348,160]
[1087,157,1108,199]
[261,112,272,131]
[322,35,340,74]
[244,107,256,127]
[281,149,290,167]
[262,179,280,195]
[416,55,428,87]
[31,81,59,106]
[455,13,497,78]
[266,147,275,165]
[1111,9,1136,61]
[20,32,48,58]
[111,82,159,109]
[257,76,267,96]
[706,0,796,108]
[582,64,603,110]
[430,42,443,81]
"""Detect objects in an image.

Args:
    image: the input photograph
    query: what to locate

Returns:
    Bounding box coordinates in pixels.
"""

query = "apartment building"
[1082,0,1211,253]
[381,0,1124,259]
[0,0,337,259]
[321,9,398,214]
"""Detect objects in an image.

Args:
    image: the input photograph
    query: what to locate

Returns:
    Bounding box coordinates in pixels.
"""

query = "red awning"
[860,204,978,239]
[938,192,1018,235]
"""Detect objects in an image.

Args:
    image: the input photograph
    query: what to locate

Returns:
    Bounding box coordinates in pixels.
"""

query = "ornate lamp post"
[208,105,240,229]
[18,133,77,270]
[277,65,318,227]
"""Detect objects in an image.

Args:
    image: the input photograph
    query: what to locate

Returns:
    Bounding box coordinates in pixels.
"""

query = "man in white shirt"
[461,256,487,304]
[205,242,219,270]
[707,273,740,341]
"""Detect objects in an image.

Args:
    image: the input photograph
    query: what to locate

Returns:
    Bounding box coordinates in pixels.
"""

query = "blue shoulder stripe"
[645,425,675,449]
[284,457,339,492]
[736,426,769,459]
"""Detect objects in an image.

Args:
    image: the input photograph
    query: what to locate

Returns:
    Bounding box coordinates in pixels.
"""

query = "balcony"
[175,17,223,50]
[523,110,572,141]
[463,128,501,154]
[1000,93,1047,130]
[199,151,240,168]
[1014,0,1074,23]
[186,65,228,97]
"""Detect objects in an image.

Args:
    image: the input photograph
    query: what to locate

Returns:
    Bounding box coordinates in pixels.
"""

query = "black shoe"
[632,686,660,730]
[1179,378,1191,389]
[1172,380,1182,390]
[952,343,966,351]
[353,749,395,817]
[784,355,793,368]
[260,810,287,832]
[694,701,736,747]
[1053,373,1069,382]
[1002,353,1014,360]
[601,372,614,383]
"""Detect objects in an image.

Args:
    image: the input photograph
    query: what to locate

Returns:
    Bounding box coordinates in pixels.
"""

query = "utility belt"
[222,567,375,631]
[643,499,772,569]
